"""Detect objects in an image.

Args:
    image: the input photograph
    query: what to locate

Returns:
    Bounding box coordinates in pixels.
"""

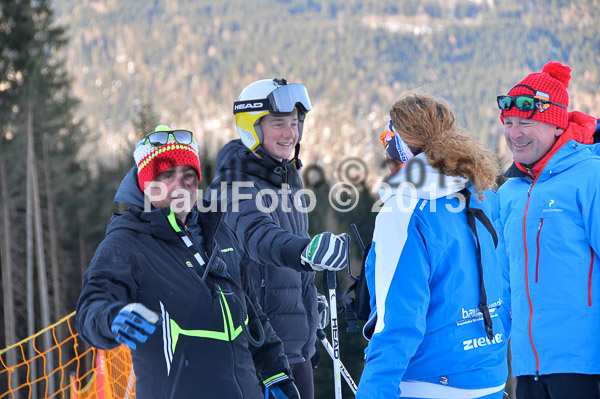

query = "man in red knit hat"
[134,124,202,224]
[497,62,600,398]
[76,125,300,398]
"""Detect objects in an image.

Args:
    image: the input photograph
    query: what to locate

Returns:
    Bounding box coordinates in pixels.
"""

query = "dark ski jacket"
[205,140,318,364]
[76,167,290,399]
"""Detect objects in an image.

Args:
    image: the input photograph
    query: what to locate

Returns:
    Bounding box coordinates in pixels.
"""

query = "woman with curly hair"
[357,93,510,399]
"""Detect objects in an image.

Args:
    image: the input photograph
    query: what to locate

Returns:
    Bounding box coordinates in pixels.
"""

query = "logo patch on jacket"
[463,333,503,351]
[543,199,563,212]
[457,299,501,326]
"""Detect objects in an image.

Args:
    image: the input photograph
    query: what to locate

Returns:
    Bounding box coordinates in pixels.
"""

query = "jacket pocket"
[589,247,595,307]
[165,352,187,399]
[535,218,544,283]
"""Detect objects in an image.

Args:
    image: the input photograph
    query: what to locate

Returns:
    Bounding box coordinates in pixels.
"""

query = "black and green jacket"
[76,168,290,399]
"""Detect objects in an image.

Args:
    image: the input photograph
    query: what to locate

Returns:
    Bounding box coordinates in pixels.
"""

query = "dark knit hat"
[379,118,415,163]
[500,61,571,129]
[134,125,201,190]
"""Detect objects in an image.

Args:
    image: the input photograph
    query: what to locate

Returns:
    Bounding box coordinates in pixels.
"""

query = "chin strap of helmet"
[254,145,269,160]
[292,143,302,169]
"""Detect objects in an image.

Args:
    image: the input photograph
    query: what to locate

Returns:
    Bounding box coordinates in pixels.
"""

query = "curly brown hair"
[390,93,499,198]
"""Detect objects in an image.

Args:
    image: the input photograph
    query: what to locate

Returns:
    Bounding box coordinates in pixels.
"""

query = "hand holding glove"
[269,380,300,399]
[316,293,330,329]
[301,232,349,272]
[110,303,161,350]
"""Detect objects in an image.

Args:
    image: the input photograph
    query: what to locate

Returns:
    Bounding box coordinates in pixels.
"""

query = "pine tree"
[1,5,89,395]
[0,1,37,387]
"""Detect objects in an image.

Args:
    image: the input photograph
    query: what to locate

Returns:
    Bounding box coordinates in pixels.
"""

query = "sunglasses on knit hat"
[497,95,566,112]
[144,129,194,147]
[135,125,201,190]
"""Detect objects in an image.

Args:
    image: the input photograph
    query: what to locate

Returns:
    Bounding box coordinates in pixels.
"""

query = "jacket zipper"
[260,265,266,309]
[535,218,544,283]
[523,183,540,378]
[589,247,595,307]
[172,212,246,396]
[222,292,245,398]
[228,341,244,398]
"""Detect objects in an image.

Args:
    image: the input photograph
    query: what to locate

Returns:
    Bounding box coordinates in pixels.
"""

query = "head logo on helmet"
[233,78,312,151]
[233,101,266,111]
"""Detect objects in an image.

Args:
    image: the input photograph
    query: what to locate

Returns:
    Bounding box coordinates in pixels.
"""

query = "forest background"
[1,0,599,397]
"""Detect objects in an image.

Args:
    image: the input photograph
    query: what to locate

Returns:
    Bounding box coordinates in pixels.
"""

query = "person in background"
[76,125,300,399]
[206,78,349,399]
[357,94,510,399]
[496,61,600,399]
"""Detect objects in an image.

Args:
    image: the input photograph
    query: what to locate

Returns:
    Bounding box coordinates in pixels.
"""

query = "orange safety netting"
[0,312,136,399]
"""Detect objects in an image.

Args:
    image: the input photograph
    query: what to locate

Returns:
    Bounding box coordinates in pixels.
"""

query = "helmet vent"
[241,129,254,142]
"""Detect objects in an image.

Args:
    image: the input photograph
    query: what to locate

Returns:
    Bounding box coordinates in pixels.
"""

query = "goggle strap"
[233,100,270,114]
[506,84,566,109]
[512,84,536,93]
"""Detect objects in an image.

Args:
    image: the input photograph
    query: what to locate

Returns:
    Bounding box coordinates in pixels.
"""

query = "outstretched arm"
[76,239,138,349]
[223,191,311,271]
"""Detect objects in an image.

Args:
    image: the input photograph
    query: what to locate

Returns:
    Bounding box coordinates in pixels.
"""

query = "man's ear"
[554,126,565,137]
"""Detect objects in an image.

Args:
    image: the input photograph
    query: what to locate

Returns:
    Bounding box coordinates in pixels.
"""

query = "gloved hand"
[301,232,349,272]
[316,293,329,329]
[269,380,300,399]
[110,303,161,350]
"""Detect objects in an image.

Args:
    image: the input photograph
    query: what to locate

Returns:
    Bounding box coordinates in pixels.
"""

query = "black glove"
[269,380,300,399]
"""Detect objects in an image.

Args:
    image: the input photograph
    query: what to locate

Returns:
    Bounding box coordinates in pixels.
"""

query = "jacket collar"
[114,166,145,206]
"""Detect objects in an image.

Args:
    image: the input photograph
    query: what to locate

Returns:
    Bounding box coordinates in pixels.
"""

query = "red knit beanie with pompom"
[500,61,570,130]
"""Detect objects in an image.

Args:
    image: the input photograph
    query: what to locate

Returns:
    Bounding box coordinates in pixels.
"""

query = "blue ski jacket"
[357,155,509,398]
[76,168,291,399]
[498,111,600,377]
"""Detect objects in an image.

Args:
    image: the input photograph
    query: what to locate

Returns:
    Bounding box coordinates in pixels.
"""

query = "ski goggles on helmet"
[497,95,566,112]
[144,129,194,147]
[233,83,312,115]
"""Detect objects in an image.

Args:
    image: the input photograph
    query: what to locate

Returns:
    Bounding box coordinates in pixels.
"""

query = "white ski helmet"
[233,78,312,151]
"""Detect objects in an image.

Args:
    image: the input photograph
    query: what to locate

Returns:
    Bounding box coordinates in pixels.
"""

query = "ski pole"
[317,329,358,394]
[328,233,351,399]
[350,223,365,254]
[327,269,342,399]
